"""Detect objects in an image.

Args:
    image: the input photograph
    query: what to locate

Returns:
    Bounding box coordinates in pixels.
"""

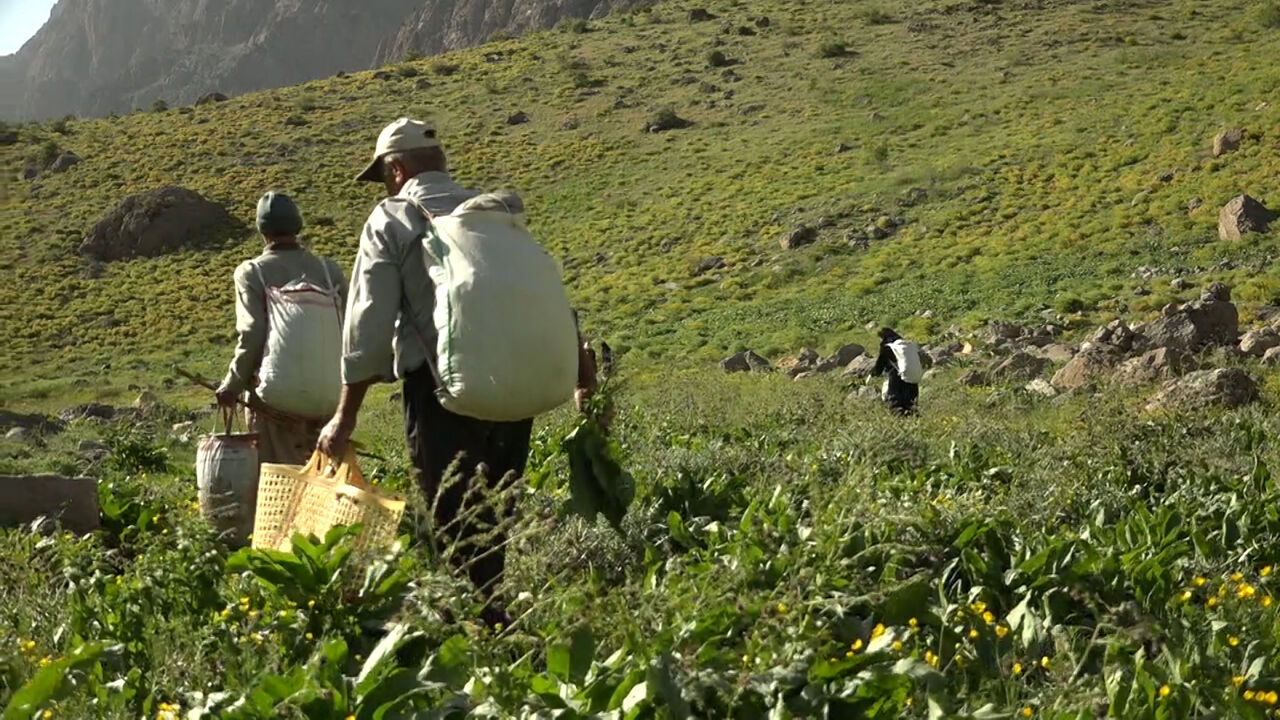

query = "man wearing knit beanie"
[216,192,349,464]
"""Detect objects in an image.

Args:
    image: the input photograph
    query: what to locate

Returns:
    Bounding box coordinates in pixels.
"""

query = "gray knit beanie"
[256,192,303,237]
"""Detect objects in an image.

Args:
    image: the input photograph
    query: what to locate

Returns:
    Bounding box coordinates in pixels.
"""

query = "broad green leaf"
[2,642,113,720]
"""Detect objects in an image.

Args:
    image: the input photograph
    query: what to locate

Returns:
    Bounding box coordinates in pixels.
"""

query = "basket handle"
[301,447,369,489]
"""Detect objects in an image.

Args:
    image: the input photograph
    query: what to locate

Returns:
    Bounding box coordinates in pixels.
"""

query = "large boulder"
[1112,347,1195,387]
[1217,195,1275,242]
[1137,290,1238,352]
[1052,345,1125,391]
[80,186,239,261]
[1239,327,1280,357]
[58,403,118,423]
[196,92,229,105]
[1145,368,1258,412]
[720,351,772,373]
[1212,128,1244,157]
[49,151,81,173]
[1263,347,1280,367]
[842,355,878,378]
[0,475,100,534]
[827,343,866,368]
[779,225,817,250]
[988,351,1048,382]
[1033,343,1078,364]
[0,411,63,434]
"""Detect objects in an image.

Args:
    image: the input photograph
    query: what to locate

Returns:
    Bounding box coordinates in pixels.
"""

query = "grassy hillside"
[4,0,1280,718]
[2,0,1279,407]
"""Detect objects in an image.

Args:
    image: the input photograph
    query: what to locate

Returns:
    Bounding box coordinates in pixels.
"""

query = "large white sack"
[419,194,578,421]
[255,265,343,419]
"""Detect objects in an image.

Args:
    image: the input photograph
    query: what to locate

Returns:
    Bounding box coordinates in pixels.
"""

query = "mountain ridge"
[2,0,637,121]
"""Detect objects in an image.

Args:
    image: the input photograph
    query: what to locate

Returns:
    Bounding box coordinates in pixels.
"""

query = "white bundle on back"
[413,193,578,421]
[890,340,924,384]
[254,264,342,419]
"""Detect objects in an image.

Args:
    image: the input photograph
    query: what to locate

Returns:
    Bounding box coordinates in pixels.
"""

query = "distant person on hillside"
[215,192,348,464]
[872,327,923,415]
[316,117,596,630]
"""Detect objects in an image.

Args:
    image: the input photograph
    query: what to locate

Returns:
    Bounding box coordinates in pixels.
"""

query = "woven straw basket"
[252,448,405,553]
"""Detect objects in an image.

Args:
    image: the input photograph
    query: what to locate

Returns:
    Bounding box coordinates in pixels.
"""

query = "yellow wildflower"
[346,716,356,720]
[38,656,52,667]
[1232,572,1244,582]
[1208,597,1218,608]
[1040,656,1051,670]
[851,639,863,652]
[892,640,903,652]
[972,601,987,614]
[20,639,36,653]
[1022,707,1032,718]
[1180,590,1192,602]
[996,624,1009,639]
[1013,662,1023,676]
[741,654,750,665]
[1194,577,1207,587]
[845,650,854,658]
[1159,684,1170,698]
[1238,584,1257,599]
[908,617,919,629]
[1263,596,1274,608]
[982,611,995,625]
[1265,691,1279,705]
[1263,566,1273,577]
[305,632,313,640]
[1245,690,1256,701]
[1228,636,1240,647]
[1233,676,1246,688]
[925,650,939,667]
[219,608,230,619]
[248,610,259,620]
[968,629,979,640]
[871,623,885,639]
[307,600,316,609]
[43,711,53,720]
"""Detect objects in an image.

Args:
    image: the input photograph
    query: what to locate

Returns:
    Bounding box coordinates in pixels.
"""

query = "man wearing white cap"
[319,118,596,628]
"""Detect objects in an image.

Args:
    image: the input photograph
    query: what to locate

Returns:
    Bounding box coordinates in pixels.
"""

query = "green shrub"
[402,49,423,62]
[559,17,590,34]
[1256,0,1280,28]
[396,64,420,78]
[37,139,60,168]
[707,49,730,67]
[487,29,515,43]
[432,61,460,76]
[817,41,848,58]
[151,99,168,113]
[858,7,894,25]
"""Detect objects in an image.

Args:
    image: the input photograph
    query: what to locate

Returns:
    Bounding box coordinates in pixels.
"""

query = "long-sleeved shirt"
[221,244,347,395]
[341,171,478,385]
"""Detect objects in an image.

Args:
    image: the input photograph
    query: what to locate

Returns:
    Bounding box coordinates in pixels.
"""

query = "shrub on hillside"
[817,41,848,58]
[707,49,730,67]
[559,17,590,34]
[1256,1,1280,28]
[402,49,423,62]
[151,99,168,113]
[396,64,419,78]
[487,29,515,43]
[432,61,460,76]
[37,139,60,168]
[858,7,895,24]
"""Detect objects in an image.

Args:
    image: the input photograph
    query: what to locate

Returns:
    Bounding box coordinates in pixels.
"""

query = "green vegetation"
[3,0,1280,716]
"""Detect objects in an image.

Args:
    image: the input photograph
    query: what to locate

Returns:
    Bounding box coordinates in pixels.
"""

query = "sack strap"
[399,196,454,402]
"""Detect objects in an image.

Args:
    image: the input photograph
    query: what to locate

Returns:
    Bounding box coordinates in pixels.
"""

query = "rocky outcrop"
[1145,368,1258,412]
[3,0,639,121]
[1112,347,1194,387]
[80,187,239,261]
[1136,288,1238,352]
[378,0,639,65]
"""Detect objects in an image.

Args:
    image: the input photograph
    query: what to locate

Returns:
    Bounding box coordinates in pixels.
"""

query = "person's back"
[217,192,348,464]
[872,327,921,415]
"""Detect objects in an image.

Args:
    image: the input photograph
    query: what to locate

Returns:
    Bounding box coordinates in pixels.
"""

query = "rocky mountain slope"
[1,0,635,121]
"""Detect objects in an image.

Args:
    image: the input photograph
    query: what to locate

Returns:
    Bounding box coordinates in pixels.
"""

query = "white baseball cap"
[355,117,441,182]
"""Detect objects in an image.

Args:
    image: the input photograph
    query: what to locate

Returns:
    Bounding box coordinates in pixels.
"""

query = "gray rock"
[49,151,81,172]
[688,8,715,22]
[59,403,117,423]
[1262,346,1280,367]
[1138,291,1238,352]
[1024,378,1058,398]
[195,92,229,105]
[779,225,817,250]
[989,351,1048,382]
[1145,368,1258,411]
[842,355,877,378]
[828,343,866,368]
[1034,343,1078,364]
[957,370,988,387]
[5,428,32,442]
[1113,347,1195,387]
[720,351,771,373]
[1171,277,1190,291]
[1212,128,1244,157]
[1218,195,1276,242]
[506,111,530,125]
[0,411,63,434]
[1052,345,1125,390]
[1239,328,1280,357]
[695,256,726,275]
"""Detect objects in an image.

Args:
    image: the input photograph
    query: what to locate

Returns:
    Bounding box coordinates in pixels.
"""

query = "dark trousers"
[885,377,919,415]
[403,366,534,601]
